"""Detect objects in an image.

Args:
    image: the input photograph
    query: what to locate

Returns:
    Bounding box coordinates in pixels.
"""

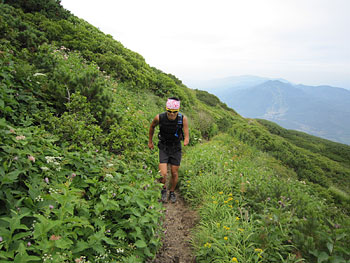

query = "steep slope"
[1,1,350,262]
[0,2,232,262]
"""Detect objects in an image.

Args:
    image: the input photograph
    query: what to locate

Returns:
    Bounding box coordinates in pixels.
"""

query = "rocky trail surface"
[152,190,198,263]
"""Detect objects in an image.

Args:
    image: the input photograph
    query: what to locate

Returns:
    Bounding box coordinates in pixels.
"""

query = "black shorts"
[158,142,182,166]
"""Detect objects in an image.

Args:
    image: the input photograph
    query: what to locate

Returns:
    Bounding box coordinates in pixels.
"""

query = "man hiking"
[148,97,189,203]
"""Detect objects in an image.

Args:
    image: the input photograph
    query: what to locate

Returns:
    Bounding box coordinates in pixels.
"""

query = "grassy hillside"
[1,1,350,262]
[180,135,350,262]
[229,119,350,197]
[256,119,350,168]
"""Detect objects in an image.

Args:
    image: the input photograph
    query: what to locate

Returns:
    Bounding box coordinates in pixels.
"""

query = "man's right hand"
[148,141,154,150]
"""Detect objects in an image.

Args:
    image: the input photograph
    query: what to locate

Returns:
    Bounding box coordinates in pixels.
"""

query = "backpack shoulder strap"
[175,113,184,139]
[177,112,183,125]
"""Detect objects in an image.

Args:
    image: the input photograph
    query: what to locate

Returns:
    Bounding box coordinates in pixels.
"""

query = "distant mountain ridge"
[193,76,350,145]
[187,75,289,91]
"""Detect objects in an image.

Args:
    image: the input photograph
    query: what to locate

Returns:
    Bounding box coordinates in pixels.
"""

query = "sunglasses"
[167,109,179,113]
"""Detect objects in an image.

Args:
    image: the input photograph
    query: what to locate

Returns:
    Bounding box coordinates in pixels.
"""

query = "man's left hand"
[184,138,189,146]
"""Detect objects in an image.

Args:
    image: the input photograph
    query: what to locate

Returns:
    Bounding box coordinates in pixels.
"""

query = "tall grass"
[179,134,350,263]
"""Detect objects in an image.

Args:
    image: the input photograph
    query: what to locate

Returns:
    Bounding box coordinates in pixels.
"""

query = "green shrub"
[195,89,221,107]
[0,119,163,262]
[329,186,350,203]
[4,0,70,20]
[46,92,103,150]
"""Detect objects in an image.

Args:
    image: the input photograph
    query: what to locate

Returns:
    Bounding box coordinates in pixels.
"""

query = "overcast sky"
[60,0,350,89]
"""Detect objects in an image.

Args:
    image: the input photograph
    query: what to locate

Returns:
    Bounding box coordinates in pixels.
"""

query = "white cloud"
[61,0,350,88]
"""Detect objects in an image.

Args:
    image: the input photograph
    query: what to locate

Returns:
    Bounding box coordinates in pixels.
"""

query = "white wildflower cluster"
[128,243,136,249]
[45,156,62,163]
[41,167,49,171]
[116,248,124,254]
[98,215,105,220]
[107,163,114,167]
[105,174,113,179]
[49,188,59,195]
[53,46,69,54]
[42,254,53,262]
[53,47,69,60]
[95,248,112,262]
[35,195,43,202]
[30,220,37,232]
[45,156,62,171]
[15,135,26,140]
[95,253,108,261]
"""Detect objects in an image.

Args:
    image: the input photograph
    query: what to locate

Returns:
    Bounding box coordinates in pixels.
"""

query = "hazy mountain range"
[189,76,350,145]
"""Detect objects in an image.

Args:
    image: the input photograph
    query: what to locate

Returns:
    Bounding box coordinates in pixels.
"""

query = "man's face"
[166,110,178,121]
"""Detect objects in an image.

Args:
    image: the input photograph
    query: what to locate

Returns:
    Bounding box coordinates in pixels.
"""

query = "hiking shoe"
[169,191,176,203]
[161,189,167,202]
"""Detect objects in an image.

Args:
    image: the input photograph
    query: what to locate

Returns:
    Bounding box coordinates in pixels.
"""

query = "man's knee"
[159,163,167,173]
[160,169,167,176]
[171,166,179,176]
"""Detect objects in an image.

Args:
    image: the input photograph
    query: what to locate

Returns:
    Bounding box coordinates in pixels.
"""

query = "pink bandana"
[166,99,180,110]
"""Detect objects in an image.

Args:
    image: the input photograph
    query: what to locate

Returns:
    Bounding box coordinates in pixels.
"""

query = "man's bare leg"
[159,163,168,187]
[170,165,179,192]
[159,163,168,202]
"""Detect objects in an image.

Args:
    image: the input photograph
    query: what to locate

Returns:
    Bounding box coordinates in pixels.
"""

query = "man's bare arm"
[183,115,189,146]
[148,115,159,149]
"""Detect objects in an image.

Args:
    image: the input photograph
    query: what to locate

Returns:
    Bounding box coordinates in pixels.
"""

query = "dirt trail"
[152,189,198,263]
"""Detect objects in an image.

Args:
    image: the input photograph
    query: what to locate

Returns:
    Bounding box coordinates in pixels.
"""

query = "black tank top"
[158,112,180,143]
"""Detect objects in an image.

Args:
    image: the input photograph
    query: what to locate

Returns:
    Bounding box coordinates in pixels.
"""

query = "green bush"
[4,0,70,20]
[46,92,103,150]
[0,119,163,262]
[195,89,221,107]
